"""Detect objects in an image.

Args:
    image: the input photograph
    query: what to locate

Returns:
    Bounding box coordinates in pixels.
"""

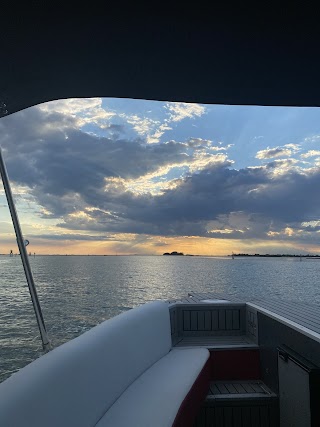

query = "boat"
[1,292,320,426]
[1,7,320,427]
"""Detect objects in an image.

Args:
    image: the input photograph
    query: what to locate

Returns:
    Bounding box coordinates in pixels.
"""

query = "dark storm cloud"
[57,161,320,241]
[0,107,192,213]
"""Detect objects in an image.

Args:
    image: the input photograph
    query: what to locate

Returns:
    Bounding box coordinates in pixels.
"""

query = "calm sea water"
[0,255,319,382]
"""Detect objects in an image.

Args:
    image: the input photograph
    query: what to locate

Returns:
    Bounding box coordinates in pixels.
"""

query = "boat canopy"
[1,6,320,118]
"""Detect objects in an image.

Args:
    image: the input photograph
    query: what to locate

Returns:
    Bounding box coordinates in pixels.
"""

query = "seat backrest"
[0,300,171,427]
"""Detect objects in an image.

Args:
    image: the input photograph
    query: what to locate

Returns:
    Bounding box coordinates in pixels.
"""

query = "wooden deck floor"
[248,298,320,336]
[195,381,278,427]
[174,292,320,340]
[208,381,275,399]
[174,335,258,349]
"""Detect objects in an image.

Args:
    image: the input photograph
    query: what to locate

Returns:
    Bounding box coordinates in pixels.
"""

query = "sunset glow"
[1,99,320,255]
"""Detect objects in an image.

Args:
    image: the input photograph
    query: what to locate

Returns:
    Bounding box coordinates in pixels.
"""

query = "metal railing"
[0,148,50,352]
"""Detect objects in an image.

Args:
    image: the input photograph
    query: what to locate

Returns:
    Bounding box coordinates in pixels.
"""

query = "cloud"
[2,101,320,250]
[121,102,206,144]
[104,124,126,133]
[31,233,117,241]
[152,241,169,247]
[303,135,320,143]
[186,138,230,151]
[0,107,229,217]
[53,157,320,246]
[165,102,206,122]
[301,150,320,158]
[256,144,300,160]
[301,220,320,228]
[122,114,160,136]
[39,98,115,128]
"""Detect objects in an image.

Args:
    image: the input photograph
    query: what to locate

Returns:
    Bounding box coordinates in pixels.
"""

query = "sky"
[0,98,320,255]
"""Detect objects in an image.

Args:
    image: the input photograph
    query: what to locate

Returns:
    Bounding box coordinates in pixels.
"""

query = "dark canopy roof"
[1,6,320,117]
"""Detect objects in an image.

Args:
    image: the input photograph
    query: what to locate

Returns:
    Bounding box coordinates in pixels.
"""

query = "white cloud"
[256,144,300,160]
[301,220,320,228]
[123,114,160,136]
[39,98,102,115]
[148,103,206,143]
[207,228,234,234]
[146,123,173,144]
[301,150,320,158]
[266,158,300,175]
[303,135,320,143]
[122,102,206,144]
[104,150,229,196]
[188,152,229,173]
[165,102,206,122]
[39,98,116,128]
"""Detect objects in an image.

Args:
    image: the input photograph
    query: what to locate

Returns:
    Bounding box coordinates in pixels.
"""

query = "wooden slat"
[183,310,190,330]
[226,309,233,330]
[204,311,211,330]
[241,407,251,425]
[250,299,320,332]
[225,383,237,394]
[269,308,320,331]
[190,311,198,330]
[180,298,189,303]
[219,309,226,330]
[210,381,271,396]
[216,383,229,394]
[224,407,233,427]
[274,299,320,319]
[213,393,276,401]
[259,406,270,427]
[212,310,219,330]
[174,335,258,349]
[233,407,242,427]
[250,382,264,393]
[251,406,260,426]
[242,383,256,393]
[205,407,215,426]
[233,383,247,394]
[215,407,224,426]
[212,384,221,395]
[194,406,206,426]
[197,311,205,330]
[233,309,240,329]
[170,309,176,335]
[257,300,320,327]
[269,403,278,426]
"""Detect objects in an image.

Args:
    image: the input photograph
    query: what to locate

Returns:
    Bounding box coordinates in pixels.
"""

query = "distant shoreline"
[230,254,320,258]
[1,253,319,258]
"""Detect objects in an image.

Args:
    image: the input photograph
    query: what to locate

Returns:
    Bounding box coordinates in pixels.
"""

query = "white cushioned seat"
[96,348,210,427]
[0,301,171,427]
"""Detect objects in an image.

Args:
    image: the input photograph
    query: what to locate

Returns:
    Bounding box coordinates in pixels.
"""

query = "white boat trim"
[200,299,230,304]
[247,302,320,344]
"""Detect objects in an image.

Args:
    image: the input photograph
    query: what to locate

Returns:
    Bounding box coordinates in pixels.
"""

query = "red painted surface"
[172,357,211,427]
[210,349,260,380]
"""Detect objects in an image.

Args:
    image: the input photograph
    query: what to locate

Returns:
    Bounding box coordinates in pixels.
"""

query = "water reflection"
[0,255,319,382]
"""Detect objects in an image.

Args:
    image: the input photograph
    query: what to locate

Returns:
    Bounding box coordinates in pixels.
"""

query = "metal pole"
[0,148,50,352]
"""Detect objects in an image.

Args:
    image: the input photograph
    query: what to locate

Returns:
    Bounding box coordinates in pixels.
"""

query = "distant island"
[163,251,184,256]
[230,253,320,258]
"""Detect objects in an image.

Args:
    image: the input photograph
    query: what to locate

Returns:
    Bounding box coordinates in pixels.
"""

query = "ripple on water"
[0,255,319,382]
